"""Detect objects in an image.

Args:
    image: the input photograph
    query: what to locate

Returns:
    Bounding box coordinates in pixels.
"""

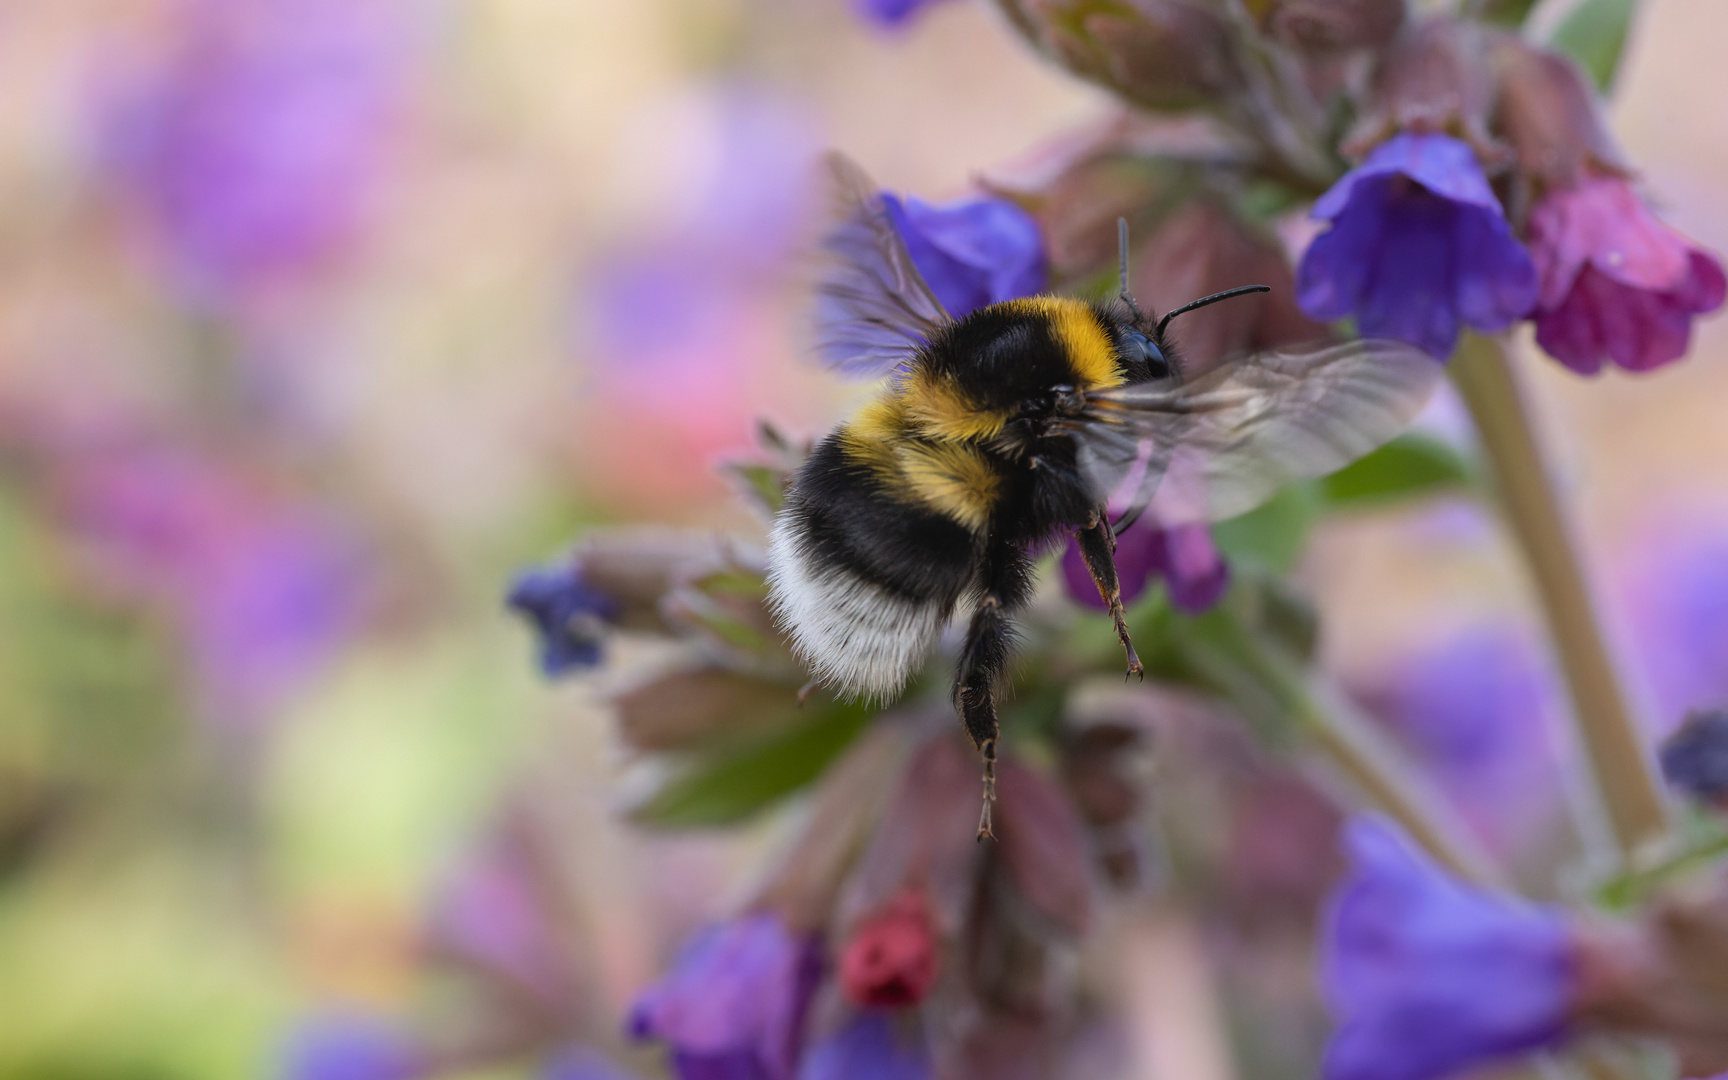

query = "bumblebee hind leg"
[955,538,1032,840]
[1076,513,1144,681]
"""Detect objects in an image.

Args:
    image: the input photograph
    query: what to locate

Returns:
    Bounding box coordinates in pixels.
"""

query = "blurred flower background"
[3,1,1728,1079]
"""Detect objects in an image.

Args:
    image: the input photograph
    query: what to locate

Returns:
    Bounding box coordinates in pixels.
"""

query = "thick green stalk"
[1449,333,1669,861]
[1296,671,1506,886]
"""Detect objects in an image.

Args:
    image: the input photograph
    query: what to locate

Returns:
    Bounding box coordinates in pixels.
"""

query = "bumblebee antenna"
[1117,218,1146,324]
[1155,284,1271,338]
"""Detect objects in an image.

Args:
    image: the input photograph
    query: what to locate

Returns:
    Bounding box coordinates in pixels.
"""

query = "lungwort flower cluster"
[497,4,1728,1080]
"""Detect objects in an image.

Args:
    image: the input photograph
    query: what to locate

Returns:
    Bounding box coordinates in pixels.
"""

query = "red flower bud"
[838,889,941,1008]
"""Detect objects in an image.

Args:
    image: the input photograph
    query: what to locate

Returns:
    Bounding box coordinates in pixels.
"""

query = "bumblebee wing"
[1073,339,1442,529]
[812,152,953,379]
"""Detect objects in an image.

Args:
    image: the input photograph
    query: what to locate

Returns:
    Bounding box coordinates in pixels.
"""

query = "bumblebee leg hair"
[1076,516,1144,681]
[955,540,1033,841]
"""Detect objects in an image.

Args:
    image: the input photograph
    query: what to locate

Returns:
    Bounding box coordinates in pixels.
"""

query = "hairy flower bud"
[839,889,942,1008]
[1572,905,1728,1077]
[1345,18,1502,163]
[995,757,1096,935]
[998,153,1196,289]
[992,0,1246,112]
[1250,0,1403,55]
[572,530,735,635]
[1136,197,1329,360]
[1059,721,1152,889]
[1491,38,1627,199]
[611,666,803,751]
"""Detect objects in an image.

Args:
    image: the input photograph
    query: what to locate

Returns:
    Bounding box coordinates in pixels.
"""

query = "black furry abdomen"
[790,434,978,604]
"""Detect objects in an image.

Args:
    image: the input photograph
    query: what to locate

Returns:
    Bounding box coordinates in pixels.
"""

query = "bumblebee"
[767,156,1441,836]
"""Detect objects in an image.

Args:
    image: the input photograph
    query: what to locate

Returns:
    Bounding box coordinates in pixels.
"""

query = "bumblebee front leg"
[1076,514,1144,681]
[955,539,1032,841]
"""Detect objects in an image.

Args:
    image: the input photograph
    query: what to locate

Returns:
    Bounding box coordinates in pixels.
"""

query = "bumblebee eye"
[1121,330,1170,379]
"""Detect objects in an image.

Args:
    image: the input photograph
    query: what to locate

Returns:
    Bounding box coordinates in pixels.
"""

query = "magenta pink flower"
[1526,176,1726,374]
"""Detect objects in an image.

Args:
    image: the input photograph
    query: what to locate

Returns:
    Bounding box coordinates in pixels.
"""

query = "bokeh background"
[0,0,1725,1077]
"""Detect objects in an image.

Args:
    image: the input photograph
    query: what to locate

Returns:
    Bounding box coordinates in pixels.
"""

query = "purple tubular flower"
[279,1013,422,1080]
[1059,523,1229,615]
[885,193,1047,318]
[628,913,823,1080]
[854,0,958,28]
[799,1012,930,1080]
[506,564,615,676]
[101,0,409,298]
[1527,176,1727,374]
[1321,817,1575,1080]
[1297,133,1538,358]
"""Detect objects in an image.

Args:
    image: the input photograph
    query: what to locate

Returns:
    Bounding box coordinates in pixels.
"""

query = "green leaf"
[1477,0,1544,27]
[1211,483,1324,575]
[628,699,875,827]
[1318,432,1474,510]
[1551,0,1638,92]
[719,462,789,518]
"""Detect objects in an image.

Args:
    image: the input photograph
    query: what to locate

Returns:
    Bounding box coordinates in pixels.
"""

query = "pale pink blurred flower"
[98,0,415,302]
[58,444,365,729]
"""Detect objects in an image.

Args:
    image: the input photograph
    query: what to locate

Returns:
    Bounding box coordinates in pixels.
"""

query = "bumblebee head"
[1113,217,1270,382]
[1117,327,1171,381]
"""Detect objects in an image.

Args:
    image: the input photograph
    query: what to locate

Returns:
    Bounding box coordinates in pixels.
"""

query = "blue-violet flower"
[799,1012,930,1080]
[854,0,958,29]
[887,192,1047,318]
[1321,817,1575,1080]
[507,564,615,676]
[1660,709,1728,804]
[280,1013,422,1080]
[628,912,823,1080]
[1297,133,1537,358]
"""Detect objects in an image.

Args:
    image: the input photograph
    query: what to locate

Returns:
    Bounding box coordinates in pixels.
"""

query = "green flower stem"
[1596,825,1728,910]
[1449,333,1670,861]
[1178,603,1504,886]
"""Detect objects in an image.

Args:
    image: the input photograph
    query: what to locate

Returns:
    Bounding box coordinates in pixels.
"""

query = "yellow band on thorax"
[998,296,1124,389]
